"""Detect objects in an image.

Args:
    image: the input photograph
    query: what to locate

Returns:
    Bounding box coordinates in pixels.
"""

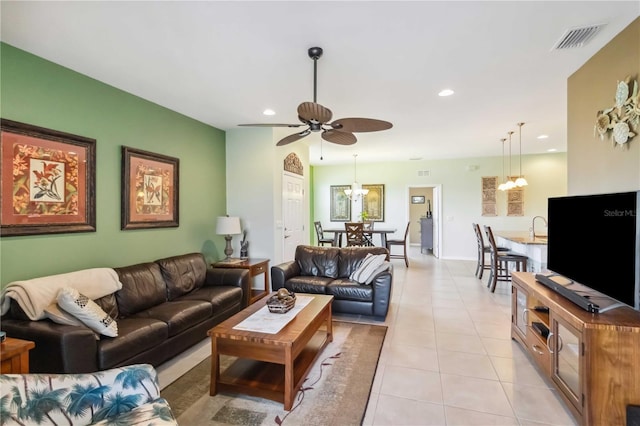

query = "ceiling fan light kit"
[239,47,392,148]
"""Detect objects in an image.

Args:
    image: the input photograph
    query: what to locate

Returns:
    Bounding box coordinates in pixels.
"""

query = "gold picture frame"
[363,184,385,221]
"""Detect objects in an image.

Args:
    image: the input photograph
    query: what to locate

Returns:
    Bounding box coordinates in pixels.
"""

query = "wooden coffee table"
[208,293,333,410]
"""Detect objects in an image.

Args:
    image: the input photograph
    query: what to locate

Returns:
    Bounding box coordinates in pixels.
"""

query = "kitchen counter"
[494,231,548,272]
[494,231,548,245]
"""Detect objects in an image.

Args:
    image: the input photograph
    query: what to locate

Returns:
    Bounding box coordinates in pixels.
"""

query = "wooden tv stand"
[511,272,640,425]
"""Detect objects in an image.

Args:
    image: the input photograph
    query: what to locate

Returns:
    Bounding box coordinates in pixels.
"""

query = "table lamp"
[216,216,242,260]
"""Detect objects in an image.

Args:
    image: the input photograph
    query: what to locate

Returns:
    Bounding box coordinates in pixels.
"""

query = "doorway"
[408,185,441,258]
[282,172,305,262]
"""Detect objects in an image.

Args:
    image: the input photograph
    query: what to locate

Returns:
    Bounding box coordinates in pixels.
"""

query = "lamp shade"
[216,216,241,235]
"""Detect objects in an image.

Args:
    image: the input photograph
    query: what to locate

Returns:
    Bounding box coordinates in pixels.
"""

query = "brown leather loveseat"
[271,245,393,319]
[1,253,249,373]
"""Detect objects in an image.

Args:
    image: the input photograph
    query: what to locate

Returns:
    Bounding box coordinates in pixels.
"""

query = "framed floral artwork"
[1,119,96,236]
[121,146,179,230]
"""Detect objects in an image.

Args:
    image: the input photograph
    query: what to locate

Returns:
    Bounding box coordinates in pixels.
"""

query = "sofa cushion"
[326,279,374,302]
[156,253,207,300]
[115,263,167,317]
[94,293,119,319]
[284,276,334,294]
[338,246,389,278]
[177,286,243,311]
[295,245,340,278]
[98,318,168,369]
[132,300,212,337]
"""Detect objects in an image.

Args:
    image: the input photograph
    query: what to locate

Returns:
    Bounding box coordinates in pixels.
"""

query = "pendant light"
[515,122,528,187]
[498,138,508,191]
[344,154,369,200]
[504,131,516,190]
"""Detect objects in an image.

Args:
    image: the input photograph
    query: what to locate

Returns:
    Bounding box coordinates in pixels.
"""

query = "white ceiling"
[1,1,638,165]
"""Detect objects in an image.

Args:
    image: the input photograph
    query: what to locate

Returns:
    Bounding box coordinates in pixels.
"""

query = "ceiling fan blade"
[298,102,332,124]
[238,123,304,128]
[330,118,393,133]
[276,129,311,146]
[322,129,357,145]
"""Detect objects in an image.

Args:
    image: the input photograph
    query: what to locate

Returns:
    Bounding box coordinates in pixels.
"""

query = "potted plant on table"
[359,211,370,222]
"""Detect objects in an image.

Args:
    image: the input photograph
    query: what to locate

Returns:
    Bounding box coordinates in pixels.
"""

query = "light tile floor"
[157,246,578,426]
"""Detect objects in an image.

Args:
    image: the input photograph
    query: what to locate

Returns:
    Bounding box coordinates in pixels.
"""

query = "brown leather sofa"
[271,245,393,319]
[1,253,249,373]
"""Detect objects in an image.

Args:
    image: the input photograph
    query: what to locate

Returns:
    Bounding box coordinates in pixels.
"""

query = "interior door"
[282,172,304,261]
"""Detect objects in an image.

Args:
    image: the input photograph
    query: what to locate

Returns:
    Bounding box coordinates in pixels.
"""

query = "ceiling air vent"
[552,23,605,50]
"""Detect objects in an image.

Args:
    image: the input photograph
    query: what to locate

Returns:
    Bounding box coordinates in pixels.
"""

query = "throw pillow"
[350,253,388,284]
[57,287,118,337]
[44,303,83,326]
[365,261,392,284]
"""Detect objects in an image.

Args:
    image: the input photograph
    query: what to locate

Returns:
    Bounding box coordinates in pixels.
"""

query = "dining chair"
[472,223,509,279]
[363,220,375,246]
[386,221,410,266]
[483,225,528,292]
[314,221,334,246]
[345,222,366,246]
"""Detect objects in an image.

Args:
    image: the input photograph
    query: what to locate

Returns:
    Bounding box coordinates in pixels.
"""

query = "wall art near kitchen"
[121,146,179,230]
[507,177,524,216]
[1,119,96,236]
[481,176,497,217]
[594,75,638,147]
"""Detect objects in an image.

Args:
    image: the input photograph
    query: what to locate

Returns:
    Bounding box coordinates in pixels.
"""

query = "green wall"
[0,43,227,285]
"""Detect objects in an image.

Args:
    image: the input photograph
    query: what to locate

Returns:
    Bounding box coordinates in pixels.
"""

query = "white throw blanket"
[0,268,123,321]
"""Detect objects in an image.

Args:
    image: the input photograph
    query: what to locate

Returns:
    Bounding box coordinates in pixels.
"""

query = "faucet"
[531,216,548,238]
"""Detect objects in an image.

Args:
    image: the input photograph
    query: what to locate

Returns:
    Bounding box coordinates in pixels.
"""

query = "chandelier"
[344,154,369,200]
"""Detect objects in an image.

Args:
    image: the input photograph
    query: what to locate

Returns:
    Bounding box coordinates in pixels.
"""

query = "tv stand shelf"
[511,272,640,426]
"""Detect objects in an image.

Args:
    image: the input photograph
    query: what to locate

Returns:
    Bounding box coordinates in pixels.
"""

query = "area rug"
[161,321,387,426]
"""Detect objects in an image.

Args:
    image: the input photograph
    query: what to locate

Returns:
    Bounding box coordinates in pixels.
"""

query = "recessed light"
[547,148,557,152]
[438,89,454,97]
[537,134,549,139]
[263,109,276,116]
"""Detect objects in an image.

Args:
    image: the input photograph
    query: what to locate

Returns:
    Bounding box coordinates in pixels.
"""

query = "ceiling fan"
[238,47,393,146]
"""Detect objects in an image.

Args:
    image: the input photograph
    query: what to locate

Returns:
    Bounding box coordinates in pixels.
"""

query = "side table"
[213,258,270,305]
[1,337,35,374]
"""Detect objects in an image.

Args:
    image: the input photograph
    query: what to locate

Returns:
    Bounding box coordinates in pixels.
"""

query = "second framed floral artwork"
[121,146,179,230]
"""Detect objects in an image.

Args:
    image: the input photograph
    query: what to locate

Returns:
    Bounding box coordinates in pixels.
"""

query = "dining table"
[324,227,397,247]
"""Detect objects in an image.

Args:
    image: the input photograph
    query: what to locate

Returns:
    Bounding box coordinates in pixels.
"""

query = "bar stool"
[483,225,528,292]
[472,223,508,279]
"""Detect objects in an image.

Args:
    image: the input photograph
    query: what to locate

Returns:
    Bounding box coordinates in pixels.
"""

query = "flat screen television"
[546,191,640,311]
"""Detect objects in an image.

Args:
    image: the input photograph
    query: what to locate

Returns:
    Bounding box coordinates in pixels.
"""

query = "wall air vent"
[552,23,605,50]
[417,170,430,177]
